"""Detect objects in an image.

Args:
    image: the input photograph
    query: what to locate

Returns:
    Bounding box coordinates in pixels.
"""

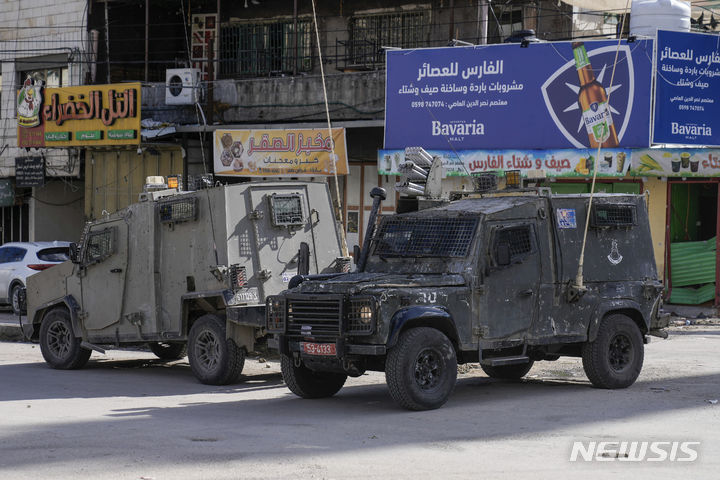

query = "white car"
[0,241,71,315]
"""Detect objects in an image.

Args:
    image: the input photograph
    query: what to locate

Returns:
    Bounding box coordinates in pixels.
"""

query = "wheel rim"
[608,333,633,371]
[194,330,221,373]
[47,320,72,360]
[414,348,442,390]
[11,289,19,312]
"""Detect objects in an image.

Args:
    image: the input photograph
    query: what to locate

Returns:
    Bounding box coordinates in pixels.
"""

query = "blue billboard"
[653,30,720,146]
[384,39,653,150]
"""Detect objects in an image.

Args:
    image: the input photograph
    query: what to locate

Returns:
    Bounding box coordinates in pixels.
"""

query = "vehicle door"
[78,220,128,331]
[0,247,27,299]
[479,221,540,339]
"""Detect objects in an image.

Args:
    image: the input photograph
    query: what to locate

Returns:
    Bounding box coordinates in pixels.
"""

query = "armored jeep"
[23,180,348,385]
[266,188,668,410]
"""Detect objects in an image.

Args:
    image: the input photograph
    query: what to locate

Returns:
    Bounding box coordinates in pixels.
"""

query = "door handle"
[110,268,123,273]
[520,289,533,296]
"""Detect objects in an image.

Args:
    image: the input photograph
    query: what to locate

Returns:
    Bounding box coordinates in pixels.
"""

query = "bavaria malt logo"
[17,76,42,128]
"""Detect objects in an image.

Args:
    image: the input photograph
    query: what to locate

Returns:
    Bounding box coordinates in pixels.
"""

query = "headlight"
[348,298,375,335]
[359,305,372,324]
[266,296,286,333]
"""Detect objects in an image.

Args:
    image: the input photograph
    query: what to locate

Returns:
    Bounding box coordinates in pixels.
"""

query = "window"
[84,227,116,265]
[0,246,26,263]
[491,7,523,42]
[591,204,637,228]
[269,194,304,227]
[220,19,313,77]
[373,217,478,258]
[344,10,430,69]
[20,67,69,88]
[37,247,70,262]
[493,225,534,265]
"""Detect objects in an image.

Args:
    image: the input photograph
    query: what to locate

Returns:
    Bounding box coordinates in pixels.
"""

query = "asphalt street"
[0,313,718,479]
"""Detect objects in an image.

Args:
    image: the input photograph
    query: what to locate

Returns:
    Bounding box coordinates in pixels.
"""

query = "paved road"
[1,326,718,479]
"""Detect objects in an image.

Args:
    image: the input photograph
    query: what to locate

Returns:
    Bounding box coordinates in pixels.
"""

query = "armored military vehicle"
[266,187,668,410]
[23,180,348,385]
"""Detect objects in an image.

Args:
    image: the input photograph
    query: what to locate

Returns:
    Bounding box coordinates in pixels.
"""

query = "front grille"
[287,295,342,338]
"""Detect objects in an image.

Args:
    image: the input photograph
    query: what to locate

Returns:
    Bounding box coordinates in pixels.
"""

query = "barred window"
[494,225,534,263]
[84,227,116,265]
[219,19,313,77]
[269,194,304,226]
[158,198,198,224]
[344,10,430,69]
[373,217,478,258]
[591,204,637,228]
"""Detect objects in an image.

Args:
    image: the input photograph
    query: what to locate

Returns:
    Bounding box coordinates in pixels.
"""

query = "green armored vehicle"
[23,180,348,385]
[266,187,668,410]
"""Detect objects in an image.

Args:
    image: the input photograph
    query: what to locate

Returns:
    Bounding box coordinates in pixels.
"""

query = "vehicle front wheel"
[11,283,26,316]
[148,342,187,360]
[280,355,347,399]
[39,308,91,369]
[481,361,534,380]
[385,327,457,411]
[188,314,244,385]
[582,314,644,389]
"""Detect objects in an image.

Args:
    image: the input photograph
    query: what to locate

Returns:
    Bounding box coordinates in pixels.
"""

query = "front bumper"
[270,334,386,357]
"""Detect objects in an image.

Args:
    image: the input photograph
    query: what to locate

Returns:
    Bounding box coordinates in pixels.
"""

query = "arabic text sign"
[653,30,720,146]
[384,40,653,150]
[378,148,631,178]
[631,148,720,177]
[17,83,141,147]
[214,128,349,177]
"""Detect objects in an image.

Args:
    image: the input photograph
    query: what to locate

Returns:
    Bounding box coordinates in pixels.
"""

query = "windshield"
[372,216,478,258]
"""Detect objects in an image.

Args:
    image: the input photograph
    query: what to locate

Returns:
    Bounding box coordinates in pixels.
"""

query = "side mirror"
[69,243,80,264]
[353,245,361,264]
[496,242,511,266]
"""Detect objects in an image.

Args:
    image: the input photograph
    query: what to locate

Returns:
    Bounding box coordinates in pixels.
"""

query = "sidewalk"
[0,317,25,342]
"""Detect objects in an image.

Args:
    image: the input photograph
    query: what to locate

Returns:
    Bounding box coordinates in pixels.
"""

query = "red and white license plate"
[301,342,336,356]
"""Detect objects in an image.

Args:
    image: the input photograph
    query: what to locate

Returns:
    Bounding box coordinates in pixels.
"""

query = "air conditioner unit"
[165,68,201,105]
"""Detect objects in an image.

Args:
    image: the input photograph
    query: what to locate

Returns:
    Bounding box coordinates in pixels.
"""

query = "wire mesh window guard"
[158,198,198,224]
[591,204,637,227]
[84,227,116,265]
[270,194,304,226]
[373,217,478,258]
[341,10,430,69]
[220,19,313,77]
[494,225,533,261]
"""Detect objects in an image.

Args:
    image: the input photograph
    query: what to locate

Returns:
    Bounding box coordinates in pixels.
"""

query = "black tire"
[481,361,534,380]
[39,307,91,370]
[582,314,644,389]
[148,342,187,360]
[385,327,457,411]
[11,283,26,316]
[280,355,347,399]
[187,314,244,385]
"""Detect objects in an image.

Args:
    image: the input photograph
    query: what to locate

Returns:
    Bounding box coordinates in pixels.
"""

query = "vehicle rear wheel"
[188,314,244,385]
[582,314,644,389]
[148,342,187,360]
[39,307,91,369]
[11,283,26,316]
[280,355,347,398]
[385,327,457,411]
[481,361,534,380]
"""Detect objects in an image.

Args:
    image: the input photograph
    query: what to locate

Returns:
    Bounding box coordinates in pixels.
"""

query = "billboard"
[384,39,653,150]
[653,30,720,146]
[17,81,141,147]
[213,128,348,177]
[378,148,631,178]
[631,148,720,177]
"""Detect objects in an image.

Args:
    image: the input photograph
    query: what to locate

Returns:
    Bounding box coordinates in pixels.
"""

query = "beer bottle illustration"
[572,42,619,148]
